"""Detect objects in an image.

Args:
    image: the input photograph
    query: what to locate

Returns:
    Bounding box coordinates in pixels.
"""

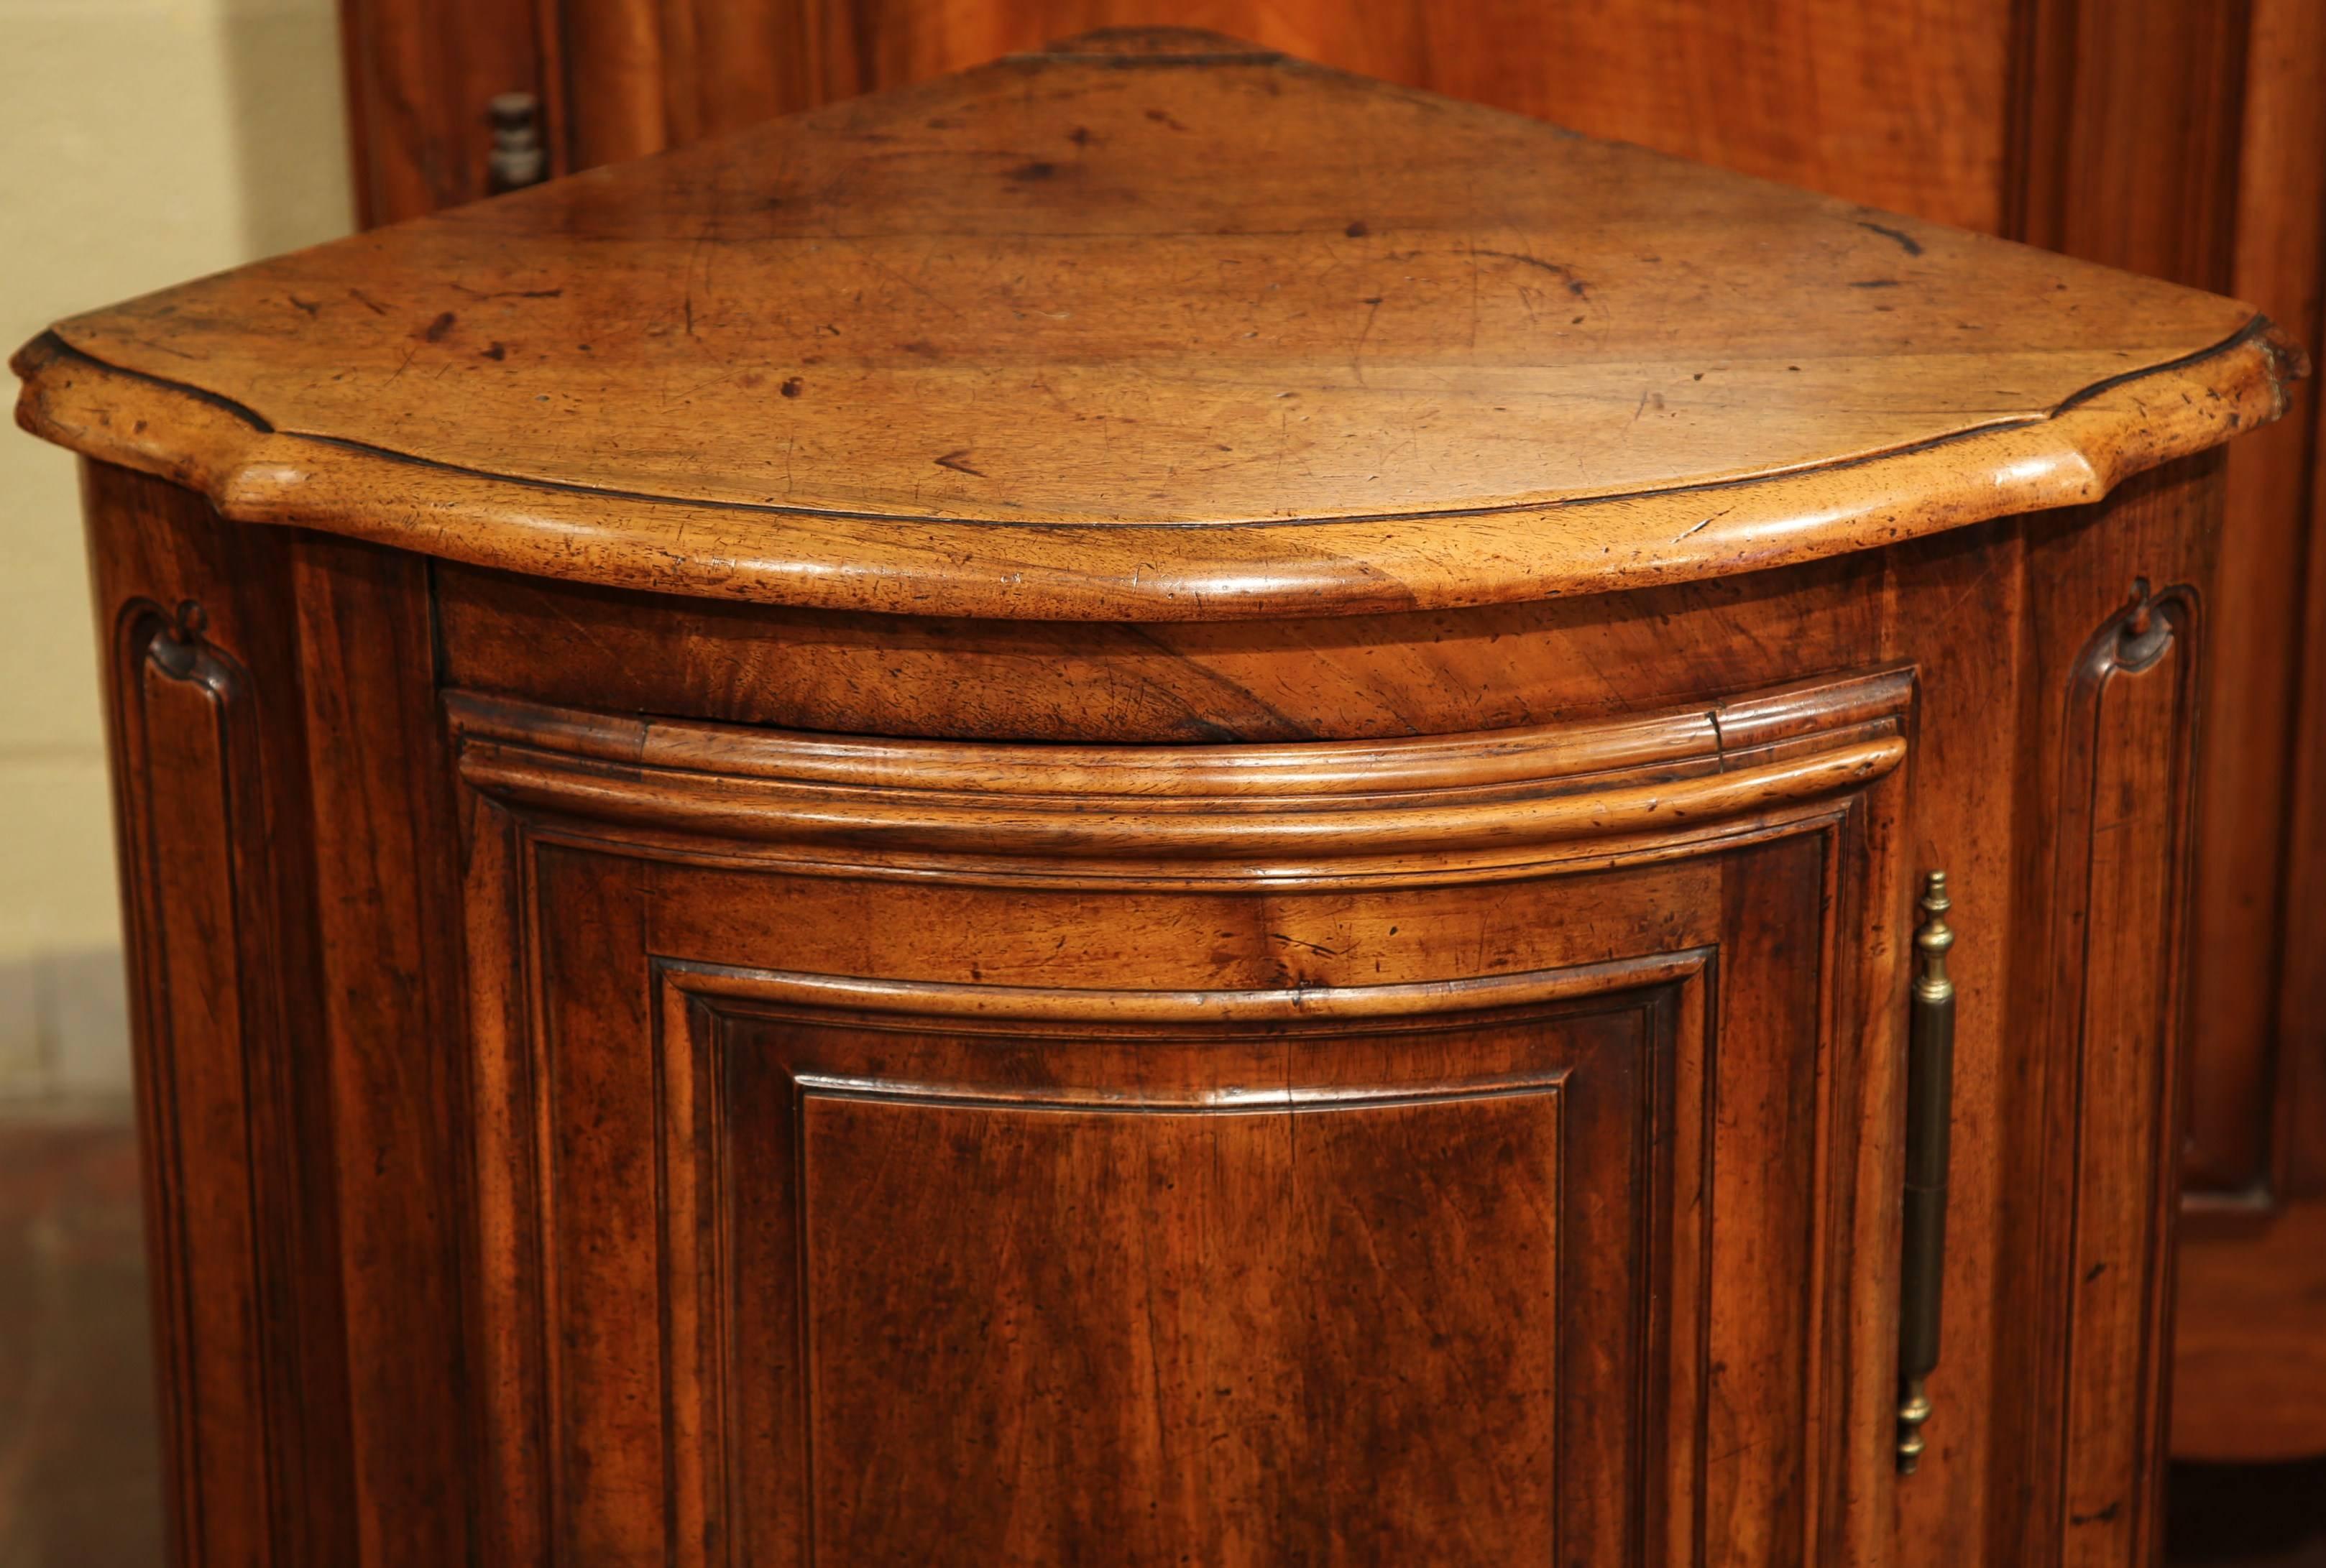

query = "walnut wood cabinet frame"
[68,448,2230,1564]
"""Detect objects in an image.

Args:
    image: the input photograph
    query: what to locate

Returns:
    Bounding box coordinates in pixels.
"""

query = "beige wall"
[0,0,351,1094]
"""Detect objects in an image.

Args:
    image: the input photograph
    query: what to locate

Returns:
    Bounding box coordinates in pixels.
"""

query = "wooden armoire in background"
[334,0,2326,1460]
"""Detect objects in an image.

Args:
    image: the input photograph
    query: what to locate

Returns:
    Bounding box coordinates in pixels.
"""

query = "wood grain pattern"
[2171,5,2326,1434]
[2179,11,2326,1169]
[1975,462,2221,1564]
[440,613,1911,1567]
[9,319,2292,627]
[283,538,477,1562]
[2020,0,2320,1225]
[1943,0,2326,1468]
[426,545,1913,744]
[688,982,1624,1562]
[113,603,280,1568]
[2174,1205,2326,1461]
[2009,0,2247,294]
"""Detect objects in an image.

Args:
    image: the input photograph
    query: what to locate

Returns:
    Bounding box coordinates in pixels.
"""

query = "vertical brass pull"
[1897,870,1956,1474]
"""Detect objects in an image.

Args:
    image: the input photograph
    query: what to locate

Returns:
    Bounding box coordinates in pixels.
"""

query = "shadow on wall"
[0,0,351,1104]
[0,950,132,1107]
[221,0,360,258]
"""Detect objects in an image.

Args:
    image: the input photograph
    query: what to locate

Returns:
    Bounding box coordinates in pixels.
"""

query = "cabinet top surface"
[12,28,2302,619]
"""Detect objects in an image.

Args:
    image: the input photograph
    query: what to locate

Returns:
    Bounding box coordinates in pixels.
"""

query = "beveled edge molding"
[446,667,1909,872]
[12,324,2302,622]
[659,946,1709,1032]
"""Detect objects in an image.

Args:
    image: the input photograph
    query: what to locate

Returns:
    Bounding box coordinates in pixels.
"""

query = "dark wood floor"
[0,1104,2318,1565]
[0,1104,162,1568]
[2169,1459,2326,1567]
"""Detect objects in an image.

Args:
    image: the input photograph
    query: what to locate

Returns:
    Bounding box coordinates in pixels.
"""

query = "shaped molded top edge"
[11,32,2309,621]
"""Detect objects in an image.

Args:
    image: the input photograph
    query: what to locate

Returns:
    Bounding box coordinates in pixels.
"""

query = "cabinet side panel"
[2052,592,2199,1568]
[1994,461,2217,1567]
[111,606,273,1568]
[81,463,356,1567]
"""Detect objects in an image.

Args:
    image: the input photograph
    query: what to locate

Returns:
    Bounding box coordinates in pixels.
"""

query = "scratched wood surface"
[10,28,2300,621]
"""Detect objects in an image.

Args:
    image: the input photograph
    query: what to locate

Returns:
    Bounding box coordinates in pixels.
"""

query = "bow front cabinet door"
[446,672,1908,1565]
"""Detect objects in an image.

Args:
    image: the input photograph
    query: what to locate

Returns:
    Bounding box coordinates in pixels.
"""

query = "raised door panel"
[450,669,1911,1565]
[673,969,1677,1564]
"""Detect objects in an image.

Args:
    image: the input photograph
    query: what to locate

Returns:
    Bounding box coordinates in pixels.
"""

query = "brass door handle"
[1898,870,1956,1473]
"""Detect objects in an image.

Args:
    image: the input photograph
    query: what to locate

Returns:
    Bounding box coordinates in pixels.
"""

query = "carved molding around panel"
[446,666,1910,882]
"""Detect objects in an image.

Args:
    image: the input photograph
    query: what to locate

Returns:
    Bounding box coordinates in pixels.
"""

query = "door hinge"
[1898,870,1957,1474]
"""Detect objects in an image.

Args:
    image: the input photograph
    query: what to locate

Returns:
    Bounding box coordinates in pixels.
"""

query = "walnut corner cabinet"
[11,29,2305,1568]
